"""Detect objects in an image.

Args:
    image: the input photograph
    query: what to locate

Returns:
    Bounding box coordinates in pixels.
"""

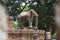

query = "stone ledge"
[7,28,45,40]
[7,28,45,34]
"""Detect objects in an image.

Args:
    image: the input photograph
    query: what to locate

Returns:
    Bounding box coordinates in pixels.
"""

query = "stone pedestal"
[7,16,45,40]
[7,28,45,40]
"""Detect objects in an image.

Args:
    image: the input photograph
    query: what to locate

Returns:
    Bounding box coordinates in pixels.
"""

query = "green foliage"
[23,5,29,11]
[53,32,56,39]
[14,21,18,29]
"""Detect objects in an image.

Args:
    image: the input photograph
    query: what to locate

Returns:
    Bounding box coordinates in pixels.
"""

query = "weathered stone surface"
[54,1,60,40]
[8,16,14,28]
[7,28,45,40]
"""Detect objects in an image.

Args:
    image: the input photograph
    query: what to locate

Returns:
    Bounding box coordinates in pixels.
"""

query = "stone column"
[46,32,51,40]
[54,0,60,40]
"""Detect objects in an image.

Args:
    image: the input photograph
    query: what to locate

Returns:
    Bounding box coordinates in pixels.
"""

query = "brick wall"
[7,28,45,40]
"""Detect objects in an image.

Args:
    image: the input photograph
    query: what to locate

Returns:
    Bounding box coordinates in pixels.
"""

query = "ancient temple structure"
[7,9,45,40]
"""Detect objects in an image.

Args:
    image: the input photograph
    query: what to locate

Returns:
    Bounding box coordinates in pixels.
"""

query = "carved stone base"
[7,28,45,40]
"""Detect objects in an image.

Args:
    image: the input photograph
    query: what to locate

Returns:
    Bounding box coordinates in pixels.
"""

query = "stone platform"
[7,28,45,40]
[7,16,45,40]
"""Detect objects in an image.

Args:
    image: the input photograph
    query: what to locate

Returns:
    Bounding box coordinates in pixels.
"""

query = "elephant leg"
[18,17,24,29]
[29,17,33,28]
[35,16,38,28]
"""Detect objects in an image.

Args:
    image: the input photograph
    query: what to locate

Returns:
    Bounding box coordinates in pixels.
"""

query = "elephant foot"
[29,26,32,28]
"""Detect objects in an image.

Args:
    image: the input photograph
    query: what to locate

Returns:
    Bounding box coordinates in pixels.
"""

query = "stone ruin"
[7,9,45,40]
[0,4,45,40]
